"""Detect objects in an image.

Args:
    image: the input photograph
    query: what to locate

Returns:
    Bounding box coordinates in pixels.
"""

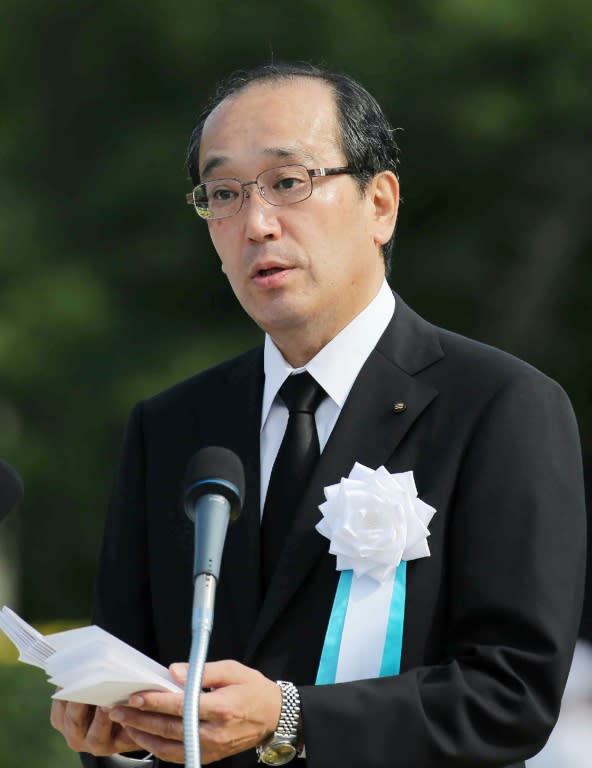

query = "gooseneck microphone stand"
[182,448,245,768]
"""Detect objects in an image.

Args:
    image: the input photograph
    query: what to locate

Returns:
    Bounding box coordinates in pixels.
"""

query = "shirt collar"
[261,279,395,428]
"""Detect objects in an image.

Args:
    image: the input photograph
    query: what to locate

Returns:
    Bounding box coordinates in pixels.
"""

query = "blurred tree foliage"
[0,665,80,768]
[0,0,590,621]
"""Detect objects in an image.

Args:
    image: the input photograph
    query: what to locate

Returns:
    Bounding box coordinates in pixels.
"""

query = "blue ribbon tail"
[316,562,407,684]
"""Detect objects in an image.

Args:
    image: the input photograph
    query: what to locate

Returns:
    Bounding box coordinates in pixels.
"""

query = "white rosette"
[315,463,436,684]
[317,462,435,580]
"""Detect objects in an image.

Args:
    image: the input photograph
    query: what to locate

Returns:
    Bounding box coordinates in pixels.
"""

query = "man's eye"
[211,187,238,202]
[274,177,302,191]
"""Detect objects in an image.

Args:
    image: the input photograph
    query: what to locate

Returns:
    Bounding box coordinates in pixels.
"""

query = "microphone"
[182,446,245,768]
[184,446,245,581]
[0,460,24,522]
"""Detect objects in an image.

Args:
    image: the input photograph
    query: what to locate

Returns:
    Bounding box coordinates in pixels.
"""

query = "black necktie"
[261,371,327,591]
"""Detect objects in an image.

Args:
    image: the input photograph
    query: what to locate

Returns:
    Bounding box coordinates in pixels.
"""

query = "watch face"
[260,742,297,765]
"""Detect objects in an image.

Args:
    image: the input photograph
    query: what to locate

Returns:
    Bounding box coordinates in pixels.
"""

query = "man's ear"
[368,171,399,247]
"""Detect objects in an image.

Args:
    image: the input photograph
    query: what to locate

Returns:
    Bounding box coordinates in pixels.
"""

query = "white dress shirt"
[260,279,395,514]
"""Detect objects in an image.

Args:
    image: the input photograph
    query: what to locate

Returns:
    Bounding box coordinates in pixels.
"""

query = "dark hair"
[185,61,400,270]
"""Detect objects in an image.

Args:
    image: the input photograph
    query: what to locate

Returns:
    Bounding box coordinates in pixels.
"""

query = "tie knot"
[279,371,326,414]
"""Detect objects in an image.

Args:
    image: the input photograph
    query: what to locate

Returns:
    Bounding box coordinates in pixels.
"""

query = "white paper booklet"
[0,605,183,706]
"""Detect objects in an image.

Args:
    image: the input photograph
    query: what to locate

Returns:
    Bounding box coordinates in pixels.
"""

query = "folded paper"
[0,606,182,706]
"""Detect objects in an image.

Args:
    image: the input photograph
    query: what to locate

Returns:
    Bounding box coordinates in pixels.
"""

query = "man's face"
[198,78,396,362]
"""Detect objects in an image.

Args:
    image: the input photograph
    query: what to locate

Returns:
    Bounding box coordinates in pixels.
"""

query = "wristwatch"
[256,680,302,765]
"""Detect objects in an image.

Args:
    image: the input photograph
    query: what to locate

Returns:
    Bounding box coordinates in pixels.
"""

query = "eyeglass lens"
[193,165,314,220]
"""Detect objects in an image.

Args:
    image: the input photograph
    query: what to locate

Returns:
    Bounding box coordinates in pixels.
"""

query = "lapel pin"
[392,402,406,413]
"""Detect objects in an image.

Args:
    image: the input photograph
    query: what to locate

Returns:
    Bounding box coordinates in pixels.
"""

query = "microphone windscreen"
[184,446,245,520]
[0,459,24,522]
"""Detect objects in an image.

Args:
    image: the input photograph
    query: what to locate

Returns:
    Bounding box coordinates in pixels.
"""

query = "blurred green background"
[0,0,590,765]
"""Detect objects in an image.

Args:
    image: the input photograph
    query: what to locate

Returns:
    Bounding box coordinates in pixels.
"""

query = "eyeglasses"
[185,164,354,221]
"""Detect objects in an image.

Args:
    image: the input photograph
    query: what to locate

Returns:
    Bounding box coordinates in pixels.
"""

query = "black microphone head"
[184,446,245,522]
[0,459,24,522]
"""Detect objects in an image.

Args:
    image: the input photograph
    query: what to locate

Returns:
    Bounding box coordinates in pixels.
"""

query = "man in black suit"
[51,62,586,768]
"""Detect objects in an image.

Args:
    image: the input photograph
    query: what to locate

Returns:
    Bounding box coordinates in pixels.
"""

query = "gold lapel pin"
[392,402,406,413]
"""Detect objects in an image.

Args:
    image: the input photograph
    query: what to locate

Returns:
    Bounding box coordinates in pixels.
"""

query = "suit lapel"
[244,295,444,662]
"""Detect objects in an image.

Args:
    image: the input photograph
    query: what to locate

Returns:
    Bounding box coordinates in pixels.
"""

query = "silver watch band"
[275,680,301,742]
[256,680,303,764]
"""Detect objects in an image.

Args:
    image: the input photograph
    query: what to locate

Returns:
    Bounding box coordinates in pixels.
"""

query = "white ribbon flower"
[316,462,436,583]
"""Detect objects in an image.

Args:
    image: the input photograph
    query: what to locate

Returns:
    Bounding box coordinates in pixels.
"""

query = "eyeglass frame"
[185,164,355,220]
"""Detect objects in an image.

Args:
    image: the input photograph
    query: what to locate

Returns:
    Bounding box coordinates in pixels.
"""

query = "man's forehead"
[199,78,340,175]
[201,145,317,179]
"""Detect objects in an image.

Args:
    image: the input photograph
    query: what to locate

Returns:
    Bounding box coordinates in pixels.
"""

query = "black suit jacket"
[84,295,586,768]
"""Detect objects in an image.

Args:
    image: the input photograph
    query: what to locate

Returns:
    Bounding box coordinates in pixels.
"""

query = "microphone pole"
[183,447,245,768]
[0,459,24,523]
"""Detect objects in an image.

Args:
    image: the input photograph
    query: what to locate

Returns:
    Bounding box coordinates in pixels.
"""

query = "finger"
[54,702,109,753]
[170,662,188,684]
[50,699,66,732]
[61,702,97,749]
[198,685,234,723]
[85,708,137,755]
[125,726,185,765]
[115,725,145,753]
[109,707,184,742]
[126,690,184,717]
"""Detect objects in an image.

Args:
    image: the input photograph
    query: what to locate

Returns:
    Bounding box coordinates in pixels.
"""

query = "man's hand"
[107,660,282,765]
[50,699,139,756]
[198,660,282,764]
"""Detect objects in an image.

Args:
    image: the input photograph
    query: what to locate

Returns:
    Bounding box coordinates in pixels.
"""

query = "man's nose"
[242,185,281,241]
